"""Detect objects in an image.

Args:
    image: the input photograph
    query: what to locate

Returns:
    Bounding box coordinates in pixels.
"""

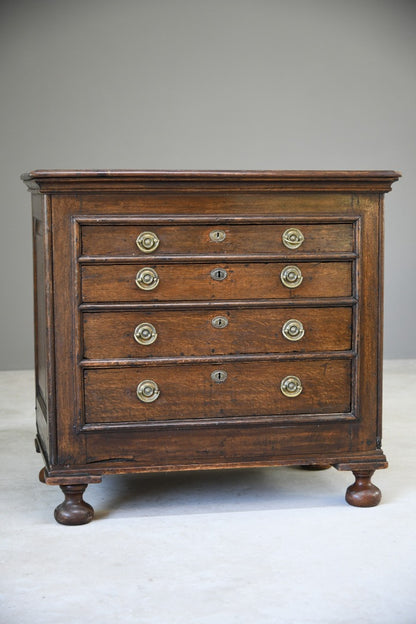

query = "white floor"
[0,362,415,624]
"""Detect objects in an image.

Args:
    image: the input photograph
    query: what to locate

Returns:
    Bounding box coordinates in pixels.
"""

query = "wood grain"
[85,422,355,467]
[82,306,352,359]
[22,169,401,193]
[83,359,352,424]
[81,223,354,257]
[81,261,352,302]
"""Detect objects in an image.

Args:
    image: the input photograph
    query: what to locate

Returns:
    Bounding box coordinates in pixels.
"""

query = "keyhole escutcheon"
[211,370,228,383]
[210,267,228,281]
[212,315,229,329]
[209,229,226,242]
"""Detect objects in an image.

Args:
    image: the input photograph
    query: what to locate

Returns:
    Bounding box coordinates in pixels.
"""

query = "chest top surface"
[22,169,400,193]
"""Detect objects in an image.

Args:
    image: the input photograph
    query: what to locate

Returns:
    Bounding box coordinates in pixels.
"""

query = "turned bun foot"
[54,484,94,525]
[301,464,332,471]
[345,470,381,507]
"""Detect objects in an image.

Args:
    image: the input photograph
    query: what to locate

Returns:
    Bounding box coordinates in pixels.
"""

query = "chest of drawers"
[22,170,400,524]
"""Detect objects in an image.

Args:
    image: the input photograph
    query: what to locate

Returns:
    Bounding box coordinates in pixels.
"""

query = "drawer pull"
[209,229,226,242]
[212,315,228,329]
[136,231,160,253]
[282,228,304,249]
[211,267,228,281]
[134,322,158,345]
[280,265,303,289]
[137,379,160,402]
[211,369,228,383]
[135,267,159,290]
[282,319,305,341]
[280,375,303,397]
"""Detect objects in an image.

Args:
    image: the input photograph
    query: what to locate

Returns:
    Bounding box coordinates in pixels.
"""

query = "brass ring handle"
[134,322,158,345]
[282,228,304,249]
[282,319,305,341]
[280,375,303,397]
[136,231,160,253]
[280,265,303,288]
[136,379,160,403]
[135,267,159,290]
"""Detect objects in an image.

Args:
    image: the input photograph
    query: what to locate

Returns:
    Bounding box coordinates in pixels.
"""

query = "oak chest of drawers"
[22,169,400,524]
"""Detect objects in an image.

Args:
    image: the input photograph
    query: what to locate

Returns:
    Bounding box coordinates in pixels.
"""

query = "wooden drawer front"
[81,262,352,302]
[83,359,352,424]
[83,307,352,359]
[81,223,354,257]
[85,421,355,467]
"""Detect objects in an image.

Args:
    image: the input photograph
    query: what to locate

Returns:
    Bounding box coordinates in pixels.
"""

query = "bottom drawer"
[83,359,352,424]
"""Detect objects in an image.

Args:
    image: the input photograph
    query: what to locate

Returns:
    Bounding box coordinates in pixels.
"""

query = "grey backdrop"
[1,0,415,369]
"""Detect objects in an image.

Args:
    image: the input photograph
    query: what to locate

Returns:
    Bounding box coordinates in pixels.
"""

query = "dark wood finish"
[21,169,400,192]
[54,485,94,525]
[80,194,355,216]
[82,306,352,359]
[80,297,356,311]
[23,170,400,523]
[32,193,56,463]
[83,359,352,424]
[84,422,356,466]
[81,262,352,302]
[81,222,354,257]
[345,470,382,507]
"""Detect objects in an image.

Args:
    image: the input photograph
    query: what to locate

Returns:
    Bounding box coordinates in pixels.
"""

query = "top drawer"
[80,222,354,258]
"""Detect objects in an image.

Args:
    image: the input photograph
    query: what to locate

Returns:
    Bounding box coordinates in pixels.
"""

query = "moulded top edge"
[21,169,401,181]
[21,169,401,194]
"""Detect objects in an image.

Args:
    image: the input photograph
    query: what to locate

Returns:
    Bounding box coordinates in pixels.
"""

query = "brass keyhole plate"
[209,230,226,242]
[210,268,228,281]
[212,316,228,329]
[211,370,228,383]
